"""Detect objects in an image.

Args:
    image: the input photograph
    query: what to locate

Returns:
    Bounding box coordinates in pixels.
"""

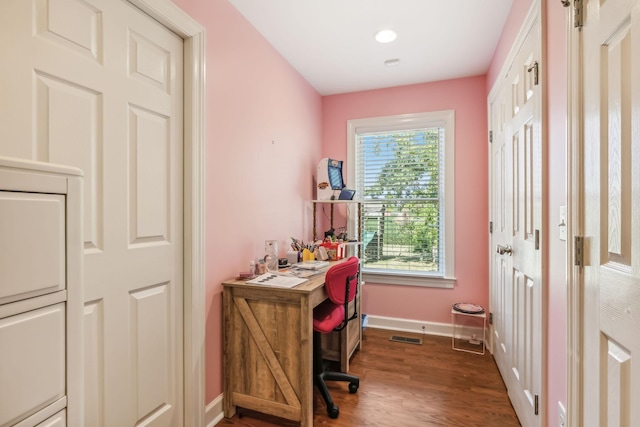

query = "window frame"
[347,110,455,288]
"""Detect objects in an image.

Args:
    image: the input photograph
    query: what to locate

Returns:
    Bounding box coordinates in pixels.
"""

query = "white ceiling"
[227,0,514,95]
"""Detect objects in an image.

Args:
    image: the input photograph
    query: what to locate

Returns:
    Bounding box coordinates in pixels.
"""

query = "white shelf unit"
[311,199,362,256]
[311,199,363,372]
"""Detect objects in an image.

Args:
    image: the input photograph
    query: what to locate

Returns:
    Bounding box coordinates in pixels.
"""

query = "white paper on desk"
[294,260,329,270]
[278,267,323,278]
[246,273,308,288]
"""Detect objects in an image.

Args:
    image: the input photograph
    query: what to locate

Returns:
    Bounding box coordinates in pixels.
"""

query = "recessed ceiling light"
[374,29,397,43]
[384,58,400,67]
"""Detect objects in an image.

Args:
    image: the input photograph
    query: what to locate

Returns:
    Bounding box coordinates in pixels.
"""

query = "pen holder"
[287,251,299,265]
[301,248,315,261]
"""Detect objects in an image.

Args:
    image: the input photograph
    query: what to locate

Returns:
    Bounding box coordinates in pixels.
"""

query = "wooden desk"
[222,262,360,426]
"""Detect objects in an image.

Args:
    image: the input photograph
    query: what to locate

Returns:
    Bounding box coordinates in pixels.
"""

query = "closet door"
[0,1,185,425]
[489,15,544,427]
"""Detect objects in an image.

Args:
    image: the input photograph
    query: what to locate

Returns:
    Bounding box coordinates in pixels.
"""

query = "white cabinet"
[0,304,66,425]
[35,410,67,427]
[0,192,66,305]
[0,158,82,427]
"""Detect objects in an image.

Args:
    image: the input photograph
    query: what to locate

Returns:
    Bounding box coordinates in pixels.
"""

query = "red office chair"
[312,256,360,418]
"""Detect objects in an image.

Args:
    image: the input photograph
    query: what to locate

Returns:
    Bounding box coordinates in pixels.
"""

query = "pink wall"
[322,77,489,324]
[544,1,568,425]
[170,0,323,402]
[487,1,568,425]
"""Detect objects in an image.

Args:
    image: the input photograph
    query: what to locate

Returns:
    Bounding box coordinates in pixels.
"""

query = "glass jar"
[264,240,278,272]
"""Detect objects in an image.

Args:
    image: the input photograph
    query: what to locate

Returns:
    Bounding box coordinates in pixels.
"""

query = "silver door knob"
[496,244,513,255]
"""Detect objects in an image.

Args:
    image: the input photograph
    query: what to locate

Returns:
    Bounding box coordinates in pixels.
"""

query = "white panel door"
[0,1,185,426]
[490,79,513,383]
[581,0,640,424]
[489,17,543,427]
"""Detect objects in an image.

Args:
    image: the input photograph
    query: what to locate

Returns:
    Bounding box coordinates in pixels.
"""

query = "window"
[347,111,455,288]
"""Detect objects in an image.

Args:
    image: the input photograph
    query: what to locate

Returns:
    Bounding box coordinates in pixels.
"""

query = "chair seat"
[313,300,345,334]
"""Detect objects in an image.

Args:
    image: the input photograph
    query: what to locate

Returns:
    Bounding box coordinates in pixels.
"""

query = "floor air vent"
[389,335,422,345]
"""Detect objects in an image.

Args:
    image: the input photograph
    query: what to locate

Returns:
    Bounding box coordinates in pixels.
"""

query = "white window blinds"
[356,126,445,274]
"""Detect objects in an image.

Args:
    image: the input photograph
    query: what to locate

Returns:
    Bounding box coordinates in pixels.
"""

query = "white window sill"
[362,271,456,289]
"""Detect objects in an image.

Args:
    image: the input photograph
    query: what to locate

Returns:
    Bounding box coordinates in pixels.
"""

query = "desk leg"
[340,322,349,373]
[222,289,237,418]
[300,294,313,427]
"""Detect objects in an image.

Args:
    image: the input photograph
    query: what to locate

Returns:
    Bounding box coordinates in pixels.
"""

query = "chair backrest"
[324,256,359,305]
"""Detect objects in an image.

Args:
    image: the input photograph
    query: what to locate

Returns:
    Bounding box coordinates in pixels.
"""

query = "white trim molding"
[127,2,206,426]
[347,110,456,285]
[566,1,583,426]
[363,272,455,288]
[366,314,451,337]
[365,314,481,339]
[205,394,225,427]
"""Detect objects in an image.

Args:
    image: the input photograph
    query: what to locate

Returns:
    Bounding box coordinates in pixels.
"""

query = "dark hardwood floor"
[217,328,521,427]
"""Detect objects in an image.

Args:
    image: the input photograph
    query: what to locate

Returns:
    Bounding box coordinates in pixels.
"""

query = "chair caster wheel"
[349,382,359,393]
[328,404,339,418]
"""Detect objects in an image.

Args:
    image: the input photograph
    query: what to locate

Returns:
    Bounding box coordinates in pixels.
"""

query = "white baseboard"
[205,394,224,427]
[365,314,485,342]
[365,314,451,336]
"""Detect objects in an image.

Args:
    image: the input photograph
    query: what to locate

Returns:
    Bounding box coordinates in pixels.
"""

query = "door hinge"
[534,394,539,415]
[535,229,540,250]
[574,236,584,267]
[490,221,494,233]
[574,0,583,28]
[527,61,539,86]
[489,312,493,325]
[489,130,493,143]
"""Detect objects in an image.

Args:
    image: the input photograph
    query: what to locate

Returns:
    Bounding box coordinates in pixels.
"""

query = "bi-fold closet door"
[0,158,82,427]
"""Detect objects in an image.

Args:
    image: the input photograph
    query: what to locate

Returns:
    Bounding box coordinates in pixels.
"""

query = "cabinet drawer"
[0,192,65,305]
[0,303,66,426]
[35,409,66,427]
